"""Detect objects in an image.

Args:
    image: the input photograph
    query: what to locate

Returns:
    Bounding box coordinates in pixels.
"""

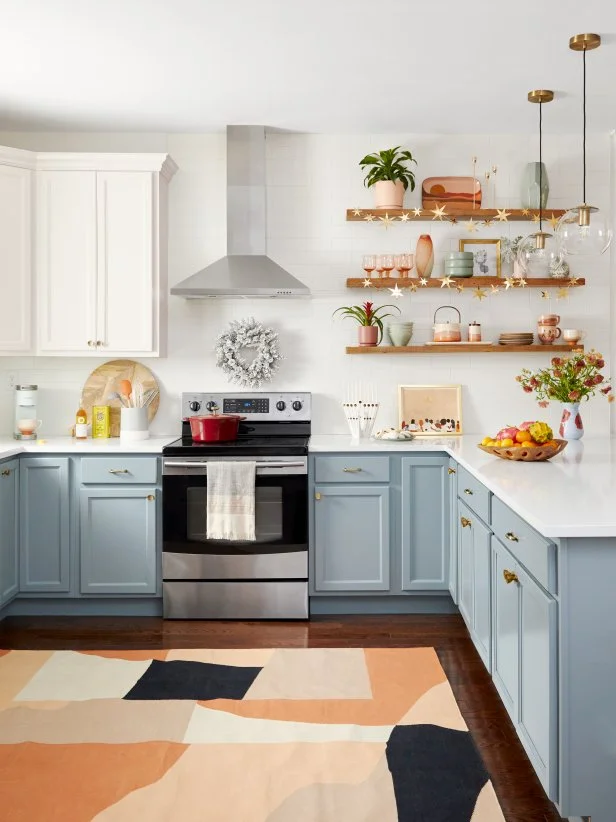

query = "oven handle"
[163,460,306,472]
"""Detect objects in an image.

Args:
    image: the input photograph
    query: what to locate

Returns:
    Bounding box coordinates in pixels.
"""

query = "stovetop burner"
[162,391,311,458]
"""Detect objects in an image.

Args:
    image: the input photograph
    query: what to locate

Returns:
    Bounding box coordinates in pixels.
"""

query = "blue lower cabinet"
[0,459,19,605]
[491,536,520,719]
[79,487,158,595]
[447,458,458,603]
[314,485,390,591]
[458,498,491,669]
[20,457,70,593]
[400,455,449,591]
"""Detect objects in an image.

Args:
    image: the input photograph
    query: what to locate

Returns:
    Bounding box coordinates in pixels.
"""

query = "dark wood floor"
[0,614,564,822]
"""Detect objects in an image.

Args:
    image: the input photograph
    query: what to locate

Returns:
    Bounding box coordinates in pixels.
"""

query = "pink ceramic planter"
[358,326,379,346]
[373,180,405,210]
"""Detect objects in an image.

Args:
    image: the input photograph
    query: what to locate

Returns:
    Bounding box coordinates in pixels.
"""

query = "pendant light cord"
[539,101,543,230]
[583,46,587,204]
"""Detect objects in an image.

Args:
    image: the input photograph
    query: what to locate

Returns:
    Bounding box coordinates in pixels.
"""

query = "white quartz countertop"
[0,435,177,458]
[309,434,616,539]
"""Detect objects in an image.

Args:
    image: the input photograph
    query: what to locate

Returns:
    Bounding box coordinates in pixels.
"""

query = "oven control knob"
[205,401,218,412]
[189,400,201,412]
[292,400,303,411]
[276,400,286,411]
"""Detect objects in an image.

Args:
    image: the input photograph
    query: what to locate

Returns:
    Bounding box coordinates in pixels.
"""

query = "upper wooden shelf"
[346,276,585,289]
[346,344,582,355]
[346,208,566,223]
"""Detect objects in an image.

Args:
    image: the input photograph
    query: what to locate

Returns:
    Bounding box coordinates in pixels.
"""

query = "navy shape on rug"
[386,724,490,821]
[123,660,262,701]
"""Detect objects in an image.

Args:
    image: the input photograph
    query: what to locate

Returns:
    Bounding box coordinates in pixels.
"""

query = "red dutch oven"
[188,413,245,443]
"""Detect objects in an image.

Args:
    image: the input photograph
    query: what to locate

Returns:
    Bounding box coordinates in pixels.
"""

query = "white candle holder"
[342,401,380,440]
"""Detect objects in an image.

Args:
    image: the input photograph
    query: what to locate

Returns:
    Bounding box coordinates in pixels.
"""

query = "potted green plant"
[359,146,417,210]
[334,300,400,346]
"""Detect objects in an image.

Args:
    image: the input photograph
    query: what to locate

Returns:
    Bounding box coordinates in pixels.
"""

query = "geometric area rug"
[0,647,505,821]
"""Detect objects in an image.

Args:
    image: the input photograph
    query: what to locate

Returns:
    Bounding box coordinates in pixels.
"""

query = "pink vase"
[358,326,378,346]
[415,234,434,278]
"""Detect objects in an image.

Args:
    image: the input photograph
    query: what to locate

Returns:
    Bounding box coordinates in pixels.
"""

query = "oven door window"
[163,474,307,555]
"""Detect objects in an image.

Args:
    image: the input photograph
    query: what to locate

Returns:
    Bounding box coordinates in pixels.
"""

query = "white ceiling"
[2,0,616,133]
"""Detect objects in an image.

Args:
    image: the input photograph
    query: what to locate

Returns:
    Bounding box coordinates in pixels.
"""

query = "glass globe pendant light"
[556,33,612,255]
[517,90,563,278]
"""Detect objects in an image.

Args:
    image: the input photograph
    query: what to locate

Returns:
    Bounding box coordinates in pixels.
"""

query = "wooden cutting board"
[81,359,160,438]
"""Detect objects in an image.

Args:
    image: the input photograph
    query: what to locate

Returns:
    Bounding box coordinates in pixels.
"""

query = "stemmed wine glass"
[381,254,394,279]
[362,255,376,279]
[395,253,414,278]
[375,255,385,279]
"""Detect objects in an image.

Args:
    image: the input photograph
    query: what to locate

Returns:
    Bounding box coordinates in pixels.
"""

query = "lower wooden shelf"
[346,344,582,354]
[346,276,585,289]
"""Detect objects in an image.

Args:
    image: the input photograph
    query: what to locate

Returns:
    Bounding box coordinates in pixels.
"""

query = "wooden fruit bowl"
[477,439,568,461]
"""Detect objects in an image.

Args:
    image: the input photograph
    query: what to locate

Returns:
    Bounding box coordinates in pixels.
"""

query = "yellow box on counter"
[92,406,111,438]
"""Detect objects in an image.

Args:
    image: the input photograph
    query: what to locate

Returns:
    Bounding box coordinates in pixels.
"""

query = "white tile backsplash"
[0,129,612,438]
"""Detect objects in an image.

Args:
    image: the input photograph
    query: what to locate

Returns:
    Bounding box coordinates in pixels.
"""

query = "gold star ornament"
[389,284,404,298]
[413,208,422,217]
[522,208,530,216]
[363,278,372,288]
[556,287,569,300]
[568,276,581,287]
[490,284,500,295]
[352,208,363,216]
[517,278,528,288]
[504,277,516,290]
[398,212,410,222]
[363,213,375,222]
[532,213,541,224]
[496,209,511,222]
[431,204,447,221]
[419,278,428,287]
[482,219,494,227]
[541,290,550,300]
[464,218,478,233]
[440,276,454,288]
[473,287,488,301]
[548,213,560,230]
[455,283,465,293]
[407,280,418,292]
[379,213,396,229]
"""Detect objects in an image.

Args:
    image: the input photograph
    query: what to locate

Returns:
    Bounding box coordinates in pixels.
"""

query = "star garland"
[379,213,396,229]
[431,204,447,221]
[464,218,478,233]
[496,209,511,222]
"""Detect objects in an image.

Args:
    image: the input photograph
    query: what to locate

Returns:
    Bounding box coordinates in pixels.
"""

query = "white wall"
[0,130,611,437]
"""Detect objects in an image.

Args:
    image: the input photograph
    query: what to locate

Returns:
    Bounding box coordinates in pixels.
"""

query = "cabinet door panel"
[80,488,157,595]
[314,485,389,591]
[97,172,154,353]
[20,458,70,592]
[458,499,474,630]
[37,171,97,352]
[0,460,19,604]
[518,564,558,799]
[0,165,31,352]
[401,456,449,590]
[448,458,458,602]
[472,515,492,669]
[491,537,520,721]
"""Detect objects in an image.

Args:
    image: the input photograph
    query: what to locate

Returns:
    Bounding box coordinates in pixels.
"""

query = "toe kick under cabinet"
[310,454,452,611]
[14,455,161,608]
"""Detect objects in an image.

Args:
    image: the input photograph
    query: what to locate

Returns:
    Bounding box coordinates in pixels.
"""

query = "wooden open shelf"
[346,276,585,289]
[346,208,566,222]
[346,344,582,355]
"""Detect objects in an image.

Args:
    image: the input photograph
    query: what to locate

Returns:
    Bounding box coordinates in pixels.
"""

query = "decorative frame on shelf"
[398,384,463,436]
[459,238,502,278]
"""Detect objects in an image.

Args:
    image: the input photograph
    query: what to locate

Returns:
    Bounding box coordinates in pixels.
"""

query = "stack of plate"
[444,251,474,278]
[498,332,535,346]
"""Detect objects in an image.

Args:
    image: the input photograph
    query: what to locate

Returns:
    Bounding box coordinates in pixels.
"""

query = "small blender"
[14,384,40,440]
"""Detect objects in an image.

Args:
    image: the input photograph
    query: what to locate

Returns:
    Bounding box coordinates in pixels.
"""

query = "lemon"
[500,438,514,448]
[481,436,492,446]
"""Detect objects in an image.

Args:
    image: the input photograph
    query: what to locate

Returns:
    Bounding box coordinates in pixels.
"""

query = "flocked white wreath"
[215,317,282,388]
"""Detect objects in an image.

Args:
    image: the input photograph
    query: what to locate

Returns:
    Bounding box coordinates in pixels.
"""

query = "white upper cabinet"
[35,153,176,356]
[0,150,33,353]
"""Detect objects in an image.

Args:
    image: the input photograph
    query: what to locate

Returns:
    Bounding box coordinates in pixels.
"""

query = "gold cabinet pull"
[315,492,321,500]
[343,467,363,473]
[460,516,471,528]
[464,488,473,495]
[146,494,155,501]
[448,467,456,475]
[87,340,94,347]
[505,531,519,542]
[503,569,519,584]
[108,468,129,474]
[1,469,10,476]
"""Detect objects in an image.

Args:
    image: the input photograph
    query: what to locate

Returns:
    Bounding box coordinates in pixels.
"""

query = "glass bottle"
[75,399,88,440]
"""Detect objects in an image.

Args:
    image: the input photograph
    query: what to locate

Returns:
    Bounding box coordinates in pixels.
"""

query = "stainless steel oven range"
[162,392,310,619]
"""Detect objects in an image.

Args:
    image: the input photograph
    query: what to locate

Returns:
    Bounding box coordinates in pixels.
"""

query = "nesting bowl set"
[443,251,474,278]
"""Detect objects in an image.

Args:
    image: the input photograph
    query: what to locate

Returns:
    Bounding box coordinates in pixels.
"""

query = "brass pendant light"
[517,90,563,277]
[557,33,612,255]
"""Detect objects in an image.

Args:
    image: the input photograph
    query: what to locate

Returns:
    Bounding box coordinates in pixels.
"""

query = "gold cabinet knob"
[503,569,519,584]
[87,340,94,347]
[505,531,519,542]
[460,516,472,528]
[108,468,129,474]
[1,469,10,476]
[315,492,321,500]
[464,488,473,495]
[343,467,363,473]
[146,494,155,501]
[448,467,456,475]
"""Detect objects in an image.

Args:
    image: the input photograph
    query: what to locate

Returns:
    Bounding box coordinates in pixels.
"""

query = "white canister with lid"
[468,321,482,342]
[433,306,462,343]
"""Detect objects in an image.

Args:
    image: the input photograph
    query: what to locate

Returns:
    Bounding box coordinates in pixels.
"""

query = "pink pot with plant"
[359,146,417,210]
[333,300,401,346]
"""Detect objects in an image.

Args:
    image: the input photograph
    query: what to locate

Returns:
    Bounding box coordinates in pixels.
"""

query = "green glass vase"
[520,162,549,210]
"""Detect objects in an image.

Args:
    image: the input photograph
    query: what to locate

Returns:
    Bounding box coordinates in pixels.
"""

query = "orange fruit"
[516,430,530,443]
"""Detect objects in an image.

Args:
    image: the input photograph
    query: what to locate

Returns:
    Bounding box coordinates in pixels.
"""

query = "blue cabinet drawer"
[80,457,159,485]
[314,455,390,483]
[492,496,556,594]
[457,465,491,523]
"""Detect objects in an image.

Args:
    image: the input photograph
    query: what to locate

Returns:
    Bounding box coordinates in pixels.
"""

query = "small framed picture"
[398,384,463,436]
[458,238,502,277]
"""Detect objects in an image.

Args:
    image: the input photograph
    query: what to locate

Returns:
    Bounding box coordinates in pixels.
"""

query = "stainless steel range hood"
[171,126,310,299]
